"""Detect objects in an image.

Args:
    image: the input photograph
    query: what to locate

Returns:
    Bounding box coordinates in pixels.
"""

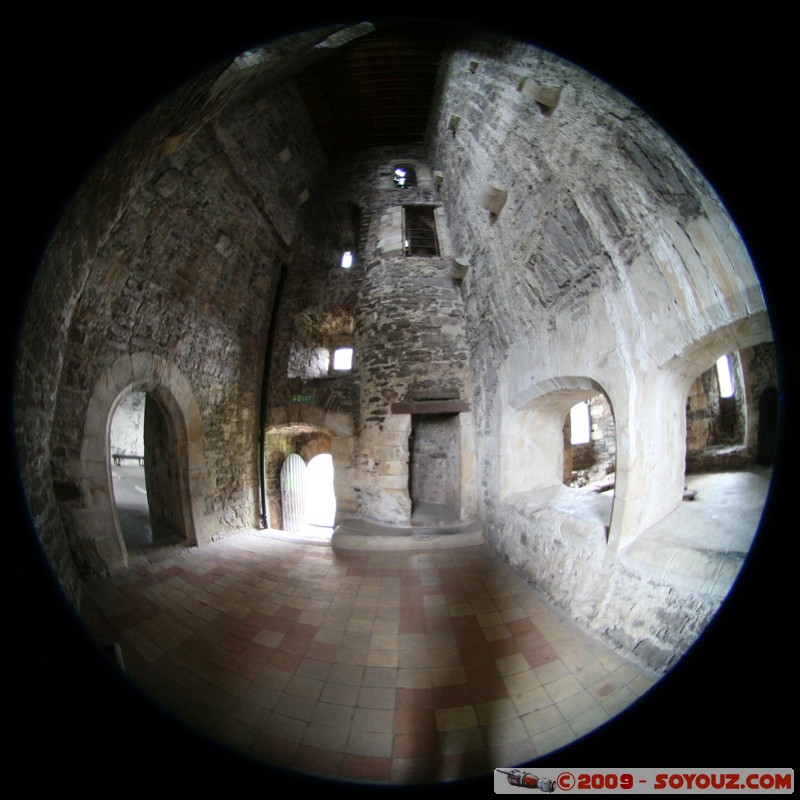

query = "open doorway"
[307,453,336,532]
[266,425,336,541]
[408,413,461,525]
[110,390,186,552]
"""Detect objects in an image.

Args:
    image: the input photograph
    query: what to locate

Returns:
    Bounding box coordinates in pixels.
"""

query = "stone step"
[331,516,483,551]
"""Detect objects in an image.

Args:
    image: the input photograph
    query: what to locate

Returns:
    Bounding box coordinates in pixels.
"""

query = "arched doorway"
[73,352,212,574]
[110,388,188,553]
[266,424,338,540]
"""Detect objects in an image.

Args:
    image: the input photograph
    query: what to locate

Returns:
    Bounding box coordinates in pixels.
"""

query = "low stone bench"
[332,516,483,551]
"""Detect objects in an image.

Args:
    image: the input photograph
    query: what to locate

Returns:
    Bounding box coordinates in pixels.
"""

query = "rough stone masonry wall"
[13,59,237,599]
[428,33,770,670]
[685,342,778,473]
[410,413,461,510]
[265,146,475,526]
[33,76,326,582]
[352,154,472,524]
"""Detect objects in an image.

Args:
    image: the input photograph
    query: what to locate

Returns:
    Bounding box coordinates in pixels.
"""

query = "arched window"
[393,163,417,188]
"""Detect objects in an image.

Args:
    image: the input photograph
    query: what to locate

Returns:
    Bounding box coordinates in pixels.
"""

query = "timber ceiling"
[295,22,448,158]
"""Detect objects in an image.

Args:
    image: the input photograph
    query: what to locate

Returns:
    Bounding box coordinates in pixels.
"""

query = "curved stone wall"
[13,23,778,675]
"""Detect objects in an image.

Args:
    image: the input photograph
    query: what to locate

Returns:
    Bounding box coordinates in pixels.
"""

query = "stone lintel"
[390,400,469,415]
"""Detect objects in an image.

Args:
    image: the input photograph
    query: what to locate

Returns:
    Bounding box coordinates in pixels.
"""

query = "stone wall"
[13,23,776,674]
[265,147,476,527]
[17,67,328,586]
[428,33,772,670]
[685,343,777,473]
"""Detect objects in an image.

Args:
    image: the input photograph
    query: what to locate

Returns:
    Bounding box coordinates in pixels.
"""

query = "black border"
[6,5,795,796]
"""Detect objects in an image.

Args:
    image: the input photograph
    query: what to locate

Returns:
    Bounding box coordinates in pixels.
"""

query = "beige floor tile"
[435,704,478,732]
[475,697,519,725]
[351,707,395,734]
[556,688,598,720]
[345,729,394,758]
[530,722,575,754]
[569,703,611,737]
[438,726,485,755]
[495,653,530,676]
[521,704,566,735]
[534,658,569,684]
[543,674,583,703]
[504,669,542,696]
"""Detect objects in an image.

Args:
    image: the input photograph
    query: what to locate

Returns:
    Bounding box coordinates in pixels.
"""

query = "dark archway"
[757,386,779,466]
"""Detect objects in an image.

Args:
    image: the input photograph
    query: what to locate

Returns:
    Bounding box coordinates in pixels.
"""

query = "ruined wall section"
[47,80,326,573]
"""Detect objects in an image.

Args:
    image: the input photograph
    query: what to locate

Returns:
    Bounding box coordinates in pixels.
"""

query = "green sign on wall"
[291,394,313,404]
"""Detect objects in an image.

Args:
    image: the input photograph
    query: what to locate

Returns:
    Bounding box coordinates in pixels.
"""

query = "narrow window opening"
[403,206,439,256]
[393,164,417,188]
[332,346,353,371]
[341,250,353,269]
[716,355,735,398]
[562,395,616,502]
[569,401,591,444]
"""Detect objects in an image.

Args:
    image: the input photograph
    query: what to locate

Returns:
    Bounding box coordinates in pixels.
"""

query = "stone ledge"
[331,516,483,551]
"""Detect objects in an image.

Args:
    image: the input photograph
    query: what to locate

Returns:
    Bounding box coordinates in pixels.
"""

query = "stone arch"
[78,352,213,572]
[613,313,777,553]
[500,375,618,544]
[264,407,354,531]
[501,375,616,494]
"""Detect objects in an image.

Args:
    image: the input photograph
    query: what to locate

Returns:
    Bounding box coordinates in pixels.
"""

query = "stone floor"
[619,467,771,597]
[80,532,658,786]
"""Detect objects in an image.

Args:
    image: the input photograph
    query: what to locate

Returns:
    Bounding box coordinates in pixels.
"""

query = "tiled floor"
[79,530,658,785]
